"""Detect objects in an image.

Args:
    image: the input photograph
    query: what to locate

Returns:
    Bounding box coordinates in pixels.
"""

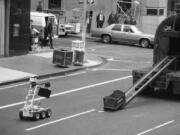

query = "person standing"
[43,22,49,47]
[29,20,33,51]
[108,11,118,25]
[36,1,43,12]
[96,10,105,28]
[47,19,54,49]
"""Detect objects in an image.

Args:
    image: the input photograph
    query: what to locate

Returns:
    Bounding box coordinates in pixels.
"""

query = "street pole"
[82,0,87,43]
[81,0,87,62]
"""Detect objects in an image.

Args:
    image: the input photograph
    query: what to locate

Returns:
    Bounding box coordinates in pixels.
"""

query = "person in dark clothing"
[36,1,43,12]
[96,10,105,28]
[43,23,49,47]
[130,16,136,25]
[124,16,131,24]
[108,11,118,25]
[47,20,53,49]
[29,20,33,51]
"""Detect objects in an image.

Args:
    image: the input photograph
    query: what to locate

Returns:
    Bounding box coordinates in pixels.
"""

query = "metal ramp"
[124,56,176,106]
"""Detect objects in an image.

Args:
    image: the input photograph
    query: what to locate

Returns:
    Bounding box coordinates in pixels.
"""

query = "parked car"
[30,11,58,39]
[91,24,154,48]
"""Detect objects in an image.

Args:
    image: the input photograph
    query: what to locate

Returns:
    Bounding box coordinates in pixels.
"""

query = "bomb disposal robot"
[19,77,52,121]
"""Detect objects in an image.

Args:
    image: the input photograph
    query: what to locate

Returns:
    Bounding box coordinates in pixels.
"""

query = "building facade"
[31,0,180,34]
[0,0,30,57]
[0,0,180,57]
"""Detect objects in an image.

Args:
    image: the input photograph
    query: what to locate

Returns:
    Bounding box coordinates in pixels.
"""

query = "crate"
[74,50,85,66]
[72,40,85,51]
[52,49,73,67]
[103,90,125,110]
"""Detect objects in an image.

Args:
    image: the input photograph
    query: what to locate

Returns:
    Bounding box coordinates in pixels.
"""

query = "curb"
[0,56,107,86]
[68,34,100,41]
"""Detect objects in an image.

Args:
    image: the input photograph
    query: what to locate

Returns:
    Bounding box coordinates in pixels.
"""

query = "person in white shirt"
[96,10,105,28]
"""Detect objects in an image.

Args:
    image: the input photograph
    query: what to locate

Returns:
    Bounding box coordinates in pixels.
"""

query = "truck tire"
[46,109,52,118]
[33,112,40,121]
[102,35,111,43]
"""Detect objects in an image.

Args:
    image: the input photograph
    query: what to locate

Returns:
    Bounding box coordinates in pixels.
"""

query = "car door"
[111,24,123,42]
[121,25,137,44]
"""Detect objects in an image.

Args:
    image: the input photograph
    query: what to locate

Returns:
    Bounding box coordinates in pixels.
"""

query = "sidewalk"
[0,47,104,86]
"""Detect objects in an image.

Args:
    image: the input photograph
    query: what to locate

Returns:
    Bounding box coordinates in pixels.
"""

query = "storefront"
[0,0,30,57]
[9,0,31,56]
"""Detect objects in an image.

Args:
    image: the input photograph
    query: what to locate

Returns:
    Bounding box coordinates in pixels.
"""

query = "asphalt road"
[0,37,180,135]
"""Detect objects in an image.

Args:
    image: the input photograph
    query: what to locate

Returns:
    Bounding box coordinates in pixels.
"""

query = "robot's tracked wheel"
[19,111,24,120]
[46,109,52,118]
[40,111,46,119]
[33,112,40,121]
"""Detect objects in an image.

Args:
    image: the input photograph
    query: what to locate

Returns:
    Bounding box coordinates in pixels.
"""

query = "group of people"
[96,10,136,28]
[30,18,54,51]
[29,1,54,51]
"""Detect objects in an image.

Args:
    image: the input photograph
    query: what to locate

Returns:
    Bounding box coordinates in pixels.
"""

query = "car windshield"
[131,26,142,34]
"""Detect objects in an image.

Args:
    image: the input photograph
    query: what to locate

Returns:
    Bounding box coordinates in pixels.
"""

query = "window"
[112,25,122,31]
[49,0,61,9]
[146,8,164,16]
[147,9,158,15]
[123,26,133,33]
[117,0,132,13]
[159,9,164,15]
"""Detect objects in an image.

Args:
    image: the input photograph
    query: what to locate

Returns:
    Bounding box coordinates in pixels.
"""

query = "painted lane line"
[0,76,132,110]
[26,109,96,131]
[137,120,175,135]
[51,76,132,97]
[96,68,132,71]
[108,59,152,64]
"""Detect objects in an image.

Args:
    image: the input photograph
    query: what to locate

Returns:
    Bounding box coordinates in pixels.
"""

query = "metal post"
[81,0,87,62]
[82,0,87,43]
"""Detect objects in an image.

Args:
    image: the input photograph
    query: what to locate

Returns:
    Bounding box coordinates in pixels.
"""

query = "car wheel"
[102,35,111,43]
[140,39,150,48]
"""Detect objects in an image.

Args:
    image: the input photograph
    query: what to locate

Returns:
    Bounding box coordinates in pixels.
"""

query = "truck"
[133,13,180,95]
[103,14,180,111]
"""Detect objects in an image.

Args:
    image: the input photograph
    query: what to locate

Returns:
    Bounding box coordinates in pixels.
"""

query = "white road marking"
[108,59,151,63]
[26,109,96,131]
[0,76,132,110]
[137,120,175,135]
[95,68,132,71]
[97,110,104,113]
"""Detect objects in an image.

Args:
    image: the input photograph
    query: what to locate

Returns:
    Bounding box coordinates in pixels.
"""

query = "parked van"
[30,11,58,38]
